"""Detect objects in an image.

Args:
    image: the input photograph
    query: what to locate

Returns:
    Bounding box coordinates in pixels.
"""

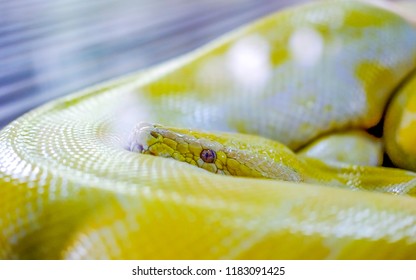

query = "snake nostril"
[200,149,216,163]
[137,144,144,152]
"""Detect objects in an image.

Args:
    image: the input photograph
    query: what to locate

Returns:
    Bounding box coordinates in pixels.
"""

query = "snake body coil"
[1,0,416,259]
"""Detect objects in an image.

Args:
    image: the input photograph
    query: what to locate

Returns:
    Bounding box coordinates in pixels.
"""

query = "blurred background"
[0,0,311,128]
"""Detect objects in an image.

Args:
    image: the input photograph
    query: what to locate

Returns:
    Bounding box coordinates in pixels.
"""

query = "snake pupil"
[200,149,216,163]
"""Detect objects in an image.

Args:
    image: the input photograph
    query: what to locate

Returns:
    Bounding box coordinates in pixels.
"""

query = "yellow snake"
[1,0,416,259]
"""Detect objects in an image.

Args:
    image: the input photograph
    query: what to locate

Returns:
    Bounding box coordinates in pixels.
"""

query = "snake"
[1,0,416,259]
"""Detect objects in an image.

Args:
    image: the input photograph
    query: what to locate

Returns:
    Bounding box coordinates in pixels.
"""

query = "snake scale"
[1,0,416,259]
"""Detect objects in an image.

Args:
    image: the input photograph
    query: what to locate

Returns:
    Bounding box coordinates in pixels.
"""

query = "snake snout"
[127,122,157,153]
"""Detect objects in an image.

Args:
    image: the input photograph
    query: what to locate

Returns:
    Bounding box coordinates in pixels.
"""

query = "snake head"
[128,122,304,182]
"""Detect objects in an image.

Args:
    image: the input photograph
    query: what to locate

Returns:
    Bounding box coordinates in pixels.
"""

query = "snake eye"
[200,149,216,163]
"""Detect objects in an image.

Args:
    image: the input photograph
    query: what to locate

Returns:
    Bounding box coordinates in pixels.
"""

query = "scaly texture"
[1,0,416,259]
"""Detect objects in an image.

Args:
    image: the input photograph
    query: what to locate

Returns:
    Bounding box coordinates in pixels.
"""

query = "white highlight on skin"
[289,27,324,67]
[398,111,416,131]
[226,35,271,89]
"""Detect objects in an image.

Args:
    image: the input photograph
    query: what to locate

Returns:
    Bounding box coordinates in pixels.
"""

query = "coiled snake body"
[1,0,416,259]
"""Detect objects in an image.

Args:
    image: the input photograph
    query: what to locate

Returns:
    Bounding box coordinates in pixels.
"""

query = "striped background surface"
[0,0,307,128]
